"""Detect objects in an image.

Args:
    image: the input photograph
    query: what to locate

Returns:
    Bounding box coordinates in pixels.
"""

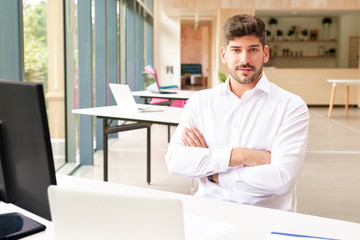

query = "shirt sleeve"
[165,94,231,178]
[218,98,309,196]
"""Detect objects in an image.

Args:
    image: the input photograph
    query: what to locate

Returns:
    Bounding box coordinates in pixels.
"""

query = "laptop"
[109,83,163,112]
[48,185,185,240]
[142,72,177,94]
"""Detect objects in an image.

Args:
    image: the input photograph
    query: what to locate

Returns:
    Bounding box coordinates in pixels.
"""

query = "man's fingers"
[182,137,190,146]
[183,130,198,147]
[191,127,208,148]
[184,127,202,147]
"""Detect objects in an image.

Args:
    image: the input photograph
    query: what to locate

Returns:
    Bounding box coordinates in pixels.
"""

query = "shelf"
[271,56,336,58]
[268,40,337,43]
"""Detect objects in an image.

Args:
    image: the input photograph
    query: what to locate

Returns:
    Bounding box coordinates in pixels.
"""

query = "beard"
[227,63,263,85]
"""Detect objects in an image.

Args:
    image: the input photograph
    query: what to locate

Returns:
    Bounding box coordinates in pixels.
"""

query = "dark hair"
[223,14,266,47]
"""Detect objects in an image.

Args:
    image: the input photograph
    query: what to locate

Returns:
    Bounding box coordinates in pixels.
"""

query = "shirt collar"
[223,72,270,96]
[254,72,270,94]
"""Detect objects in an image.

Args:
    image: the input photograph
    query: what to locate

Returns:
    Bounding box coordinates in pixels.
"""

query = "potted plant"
[266,30,271,40]
[218,71,227,83]
[301,29,308,41]
[328,48,336,56]
[277,30,283,41]
[322,17,332,40]
[287,26,295,40]
[269,18,278,28]
[322,17,332,26]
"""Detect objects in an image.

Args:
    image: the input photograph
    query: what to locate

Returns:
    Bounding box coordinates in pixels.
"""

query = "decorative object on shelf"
[310,30,318,41]
[282,48,290,56]
[266,30,271,41]
[269,18,278,27]
[294,26,302,40]
[268,18,278,41]
[322,17,332,25]
[301,29,308,41]
[287,26,295,40]
[273,44,279,57]
[277,30,283,41]
[322,17,332,41]
[328,48,336,56]
[318,45,326,56]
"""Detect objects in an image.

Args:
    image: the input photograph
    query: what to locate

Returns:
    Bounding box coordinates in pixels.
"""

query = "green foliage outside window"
[23,0,48,92]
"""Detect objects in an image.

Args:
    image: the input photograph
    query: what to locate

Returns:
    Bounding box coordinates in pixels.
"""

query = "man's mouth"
[236,65,254,74]
[238,68,252,73]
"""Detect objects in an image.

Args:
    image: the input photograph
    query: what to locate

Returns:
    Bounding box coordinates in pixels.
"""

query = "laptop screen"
[143,72,158,90]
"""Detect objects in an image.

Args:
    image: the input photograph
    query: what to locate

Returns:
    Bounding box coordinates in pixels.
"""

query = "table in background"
[132,90,196,102]
[72,105,183,183]
[327,79,360,117]
[2,174,360,240]
[132,90,195,141]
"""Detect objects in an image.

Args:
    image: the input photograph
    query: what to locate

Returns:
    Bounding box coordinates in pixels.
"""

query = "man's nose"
[239,51,250,65]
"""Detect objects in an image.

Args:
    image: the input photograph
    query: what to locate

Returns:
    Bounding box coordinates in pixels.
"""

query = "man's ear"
[220,47,227,64]
[263,45,269,63]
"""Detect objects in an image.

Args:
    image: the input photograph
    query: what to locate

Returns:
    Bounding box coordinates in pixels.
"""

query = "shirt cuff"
[209,148,232,173]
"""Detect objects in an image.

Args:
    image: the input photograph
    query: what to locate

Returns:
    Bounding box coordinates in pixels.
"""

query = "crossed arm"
[182,126,271,183]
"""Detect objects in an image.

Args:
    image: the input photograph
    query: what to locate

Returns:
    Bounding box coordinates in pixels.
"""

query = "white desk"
[2,174,360,239]
[132,90,196,101]
[72,105,183,182]
[132,90,195,142]
[327,79,360,117]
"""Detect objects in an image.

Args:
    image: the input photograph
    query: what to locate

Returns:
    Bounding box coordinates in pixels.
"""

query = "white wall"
[338,16,360,68]
[154,0,181,87]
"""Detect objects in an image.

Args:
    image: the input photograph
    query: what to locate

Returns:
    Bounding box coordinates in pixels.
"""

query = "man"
[165,14,309,211]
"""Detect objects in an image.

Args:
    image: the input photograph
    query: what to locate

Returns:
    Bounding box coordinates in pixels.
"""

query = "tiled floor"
[73,106,360,223]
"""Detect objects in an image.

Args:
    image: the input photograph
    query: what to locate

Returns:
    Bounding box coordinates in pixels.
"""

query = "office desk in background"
[132,90,195,141]
[1,174,360,240]
[72,105,183,182]
[132,90,196,102]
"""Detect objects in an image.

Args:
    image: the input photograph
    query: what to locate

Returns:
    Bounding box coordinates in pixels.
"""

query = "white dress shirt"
[165,73,309,211]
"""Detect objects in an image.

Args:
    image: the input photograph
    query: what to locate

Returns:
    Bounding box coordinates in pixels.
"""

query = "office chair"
[143,65,185,107]
[143,66,187,141]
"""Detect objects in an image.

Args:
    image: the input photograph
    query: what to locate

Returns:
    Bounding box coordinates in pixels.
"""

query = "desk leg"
[147,125,151,184]
[168,125,171,142]
[345,85,349,117]
[103,119,109,182]
[328,84,336,118]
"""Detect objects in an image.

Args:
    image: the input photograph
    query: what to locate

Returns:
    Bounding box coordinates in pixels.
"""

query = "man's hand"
[230,147,271,167]
[182,127,208,148]
[212,173,219,183]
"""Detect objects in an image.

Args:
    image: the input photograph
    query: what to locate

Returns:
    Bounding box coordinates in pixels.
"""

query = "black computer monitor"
[0,79,57,221]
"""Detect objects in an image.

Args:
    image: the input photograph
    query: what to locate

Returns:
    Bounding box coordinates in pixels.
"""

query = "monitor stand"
[0,123,46,238]
[0,212,46,239]
[0,121,14,203]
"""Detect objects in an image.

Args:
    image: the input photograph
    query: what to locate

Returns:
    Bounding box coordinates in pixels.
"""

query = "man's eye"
[250,48,258,52]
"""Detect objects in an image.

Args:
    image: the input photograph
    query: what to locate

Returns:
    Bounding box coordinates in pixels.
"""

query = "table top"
[72,105,183,125]
[132,90,196,100]
[327,79,360,84]
[1,174,360,239]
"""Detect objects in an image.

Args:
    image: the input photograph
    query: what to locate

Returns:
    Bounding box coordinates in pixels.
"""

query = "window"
[23,0,66,170]
[65,0,154,166]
